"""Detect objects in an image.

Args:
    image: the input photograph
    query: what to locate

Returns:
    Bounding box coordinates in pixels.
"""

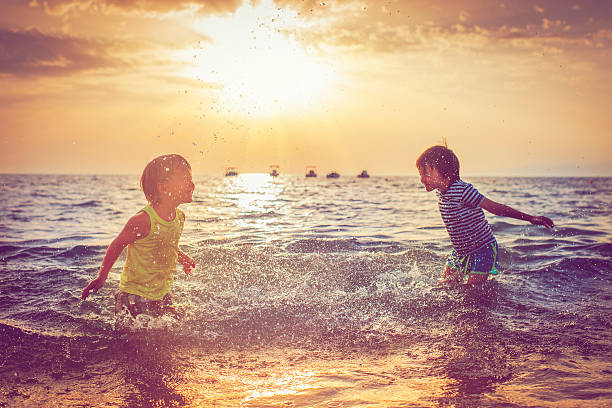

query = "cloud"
[23,0,612,26]
[8,0,611,77]
[275,0,612,32]
[30,0,243,15]
[272,0,612,58]
[0,28,120,76]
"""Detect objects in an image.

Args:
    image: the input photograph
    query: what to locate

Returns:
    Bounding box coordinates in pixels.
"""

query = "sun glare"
[190,0,336,116]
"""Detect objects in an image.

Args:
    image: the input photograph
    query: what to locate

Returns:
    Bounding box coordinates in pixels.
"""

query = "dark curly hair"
[416,145,460,182]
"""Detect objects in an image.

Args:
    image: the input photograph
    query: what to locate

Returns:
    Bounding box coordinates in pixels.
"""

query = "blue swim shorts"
[445,240,499,282]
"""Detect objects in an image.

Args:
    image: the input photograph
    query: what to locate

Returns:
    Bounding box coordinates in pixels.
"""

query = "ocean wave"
[506,240,559,252]
[192,216,221,223]
[56,245,103,258]
[149,246,440,344]
[1,175,611,407]
[0,245,58,261]
[7,213,30,222]
[0,321,112,377]
[72,200,102,208]
[285,238,362,253]
[193,238,239,247]
[359,240,406,253]
[234,211,279,220]
[522,257,611,280]
[2,243,608,357]
[14,236,93,246]
[0,244,105,262]
[489,220,532,232]
[0,245,22,258]
[49,216,77,222]
[554,226,608,237]
[573,242,612,257]
[30,191,55,198]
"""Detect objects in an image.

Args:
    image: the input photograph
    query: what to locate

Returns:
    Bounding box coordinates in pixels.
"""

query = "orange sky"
[1,0,611,176]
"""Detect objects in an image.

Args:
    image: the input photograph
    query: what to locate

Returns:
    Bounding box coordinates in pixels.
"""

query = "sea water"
[0,174,611,407]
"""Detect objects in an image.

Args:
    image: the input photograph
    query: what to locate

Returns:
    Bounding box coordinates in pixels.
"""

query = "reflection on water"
[186,174,432,246]
[222,173,282,212]
[1,175,611,407]
[185,363,319,405]
[219,173,286,242]
[131,345,454,407]
[26,334,597,408]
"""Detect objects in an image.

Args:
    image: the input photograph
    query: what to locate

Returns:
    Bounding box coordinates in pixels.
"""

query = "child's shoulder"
[442,179,484,202]
[452,179,480,192]
[444,179,470,194]
[126,210,151,231]
[115,210,151,243]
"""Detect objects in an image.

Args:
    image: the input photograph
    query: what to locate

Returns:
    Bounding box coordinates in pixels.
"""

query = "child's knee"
[440,266,462,284]
[466,273,488,285]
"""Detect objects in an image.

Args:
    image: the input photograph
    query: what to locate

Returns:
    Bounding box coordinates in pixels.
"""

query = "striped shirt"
[437,179,495,257]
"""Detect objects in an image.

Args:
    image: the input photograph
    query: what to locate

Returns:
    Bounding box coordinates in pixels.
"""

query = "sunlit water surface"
[1,174,611,407]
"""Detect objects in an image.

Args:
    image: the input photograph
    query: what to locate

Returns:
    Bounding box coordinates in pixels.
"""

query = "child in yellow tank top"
[81,154,196,317]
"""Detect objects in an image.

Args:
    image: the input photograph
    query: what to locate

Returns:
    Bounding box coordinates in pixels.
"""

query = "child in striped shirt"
[416,145,554,285]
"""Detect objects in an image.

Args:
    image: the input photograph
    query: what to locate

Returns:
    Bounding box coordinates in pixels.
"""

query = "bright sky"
[1,0,611,176]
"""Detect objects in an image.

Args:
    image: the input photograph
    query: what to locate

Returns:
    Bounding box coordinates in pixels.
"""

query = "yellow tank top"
[120,205,185,300]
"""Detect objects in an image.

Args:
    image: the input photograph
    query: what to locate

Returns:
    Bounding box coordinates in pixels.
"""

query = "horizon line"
[1,172,611,178]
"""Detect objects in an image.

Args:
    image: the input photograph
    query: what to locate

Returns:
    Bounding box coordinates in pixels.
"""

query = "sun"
[190,0,337,116]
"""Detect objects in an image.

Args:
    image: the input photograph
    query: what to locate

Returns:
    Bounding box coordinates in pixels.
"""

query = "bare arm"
[480,197,554,229]
[81,212,150,300]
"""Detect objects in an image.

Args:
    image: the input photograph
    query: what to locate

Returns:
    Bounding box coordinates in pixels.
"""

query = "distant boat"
[326,170,340,179]
[270,165,280,177]
[225,167,238,176]
[305,166,317,178]
[357,170,370,178]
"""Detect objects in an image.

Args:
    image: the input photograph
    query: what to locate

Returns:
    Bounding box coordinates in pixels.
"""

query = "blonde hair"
[140,154,191,203]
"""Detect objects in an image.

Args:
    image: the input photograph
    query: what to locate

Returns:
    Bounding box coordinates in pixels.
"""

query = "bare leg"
[466,273,489,285]
[439,266,462,285]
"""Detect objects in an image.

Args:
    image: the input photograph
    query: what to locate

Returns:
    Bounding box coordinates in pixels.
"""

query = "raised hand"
[530,215,554,229]
[81,276,106,300]
[178,251,196,274]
